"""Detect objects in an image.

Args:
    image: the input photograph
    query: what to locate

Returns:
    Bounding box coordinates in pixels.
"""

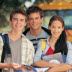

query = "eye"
[58,26,61,28]
[52,26,55,28]
[20,19,24,22]
[35,17,39,20]
[13,18,18,21]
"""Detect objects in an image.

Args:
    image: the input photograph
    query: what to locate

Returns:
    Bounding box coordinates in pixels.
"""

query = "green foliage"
[35,0,52,4]
[0,0,52,32]
[0,0,27,29]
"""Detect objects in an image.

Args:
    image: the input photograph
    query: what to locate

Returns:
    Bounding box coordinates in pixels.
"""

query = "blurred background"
[0,0,72,42]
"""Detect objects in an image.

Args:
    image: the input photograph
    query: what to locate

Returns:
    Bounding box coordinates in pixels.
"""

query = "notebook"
[42,53,64,64]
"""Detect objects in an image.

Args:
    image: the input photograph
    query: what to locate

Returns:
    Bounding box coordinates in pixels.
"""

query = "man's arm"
[26,40,35,65]
[29,42,35,65]
[0,63,10,68]
[0,63,25,70]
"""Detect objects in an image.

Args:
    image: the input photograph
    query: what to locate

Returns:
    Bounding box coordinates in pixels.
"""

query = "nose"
[54,28,58,32]
[17,20,21,24]
[33,19,36,23]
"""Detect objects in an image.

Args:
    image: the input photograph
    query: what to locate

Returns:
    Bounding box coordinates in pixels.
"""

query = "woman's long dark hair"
[49,15,68,55]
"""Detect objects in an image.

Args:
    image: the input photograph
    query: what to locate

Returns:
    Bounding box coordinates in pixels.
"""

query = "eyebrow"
[29,16,39,18]
[13,18,25,20]
[13,18,18,19]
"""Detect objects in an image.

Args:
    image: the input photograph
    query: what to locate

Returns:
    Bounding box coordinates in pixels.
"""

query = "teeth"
[54,33,58,35]
[34,24,37,26]
[55,33,58,34]
[16,25,21,28]
[33,24,37,26]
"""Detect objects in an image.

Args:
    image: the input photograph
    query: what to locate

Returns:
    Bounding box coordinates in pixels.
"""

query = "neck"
[8,30,22,41]
[50,36,59,43]
[29,27,42,36]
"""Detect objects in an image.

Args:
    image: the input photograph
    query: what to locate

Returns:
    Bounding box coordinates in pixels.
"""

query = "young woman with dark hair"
[34,15,72,72]
[49,15,68,55]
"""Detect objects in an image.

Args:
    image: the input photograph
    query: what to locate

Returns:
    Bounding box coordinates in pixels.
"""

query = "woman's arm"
[46,63,72,72]
[34,60,60,68]
[66,41,72,65]
[34,40,60,68]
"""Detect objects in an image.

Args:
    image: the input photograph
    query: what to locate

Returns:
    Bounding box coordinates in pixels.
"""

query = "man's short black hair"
[10,7,27,21]
[26,6,44,18]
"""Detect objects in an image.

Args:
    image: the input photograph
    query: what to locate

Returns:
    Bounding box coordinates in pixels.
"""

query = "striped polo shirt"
[26,30,49,53]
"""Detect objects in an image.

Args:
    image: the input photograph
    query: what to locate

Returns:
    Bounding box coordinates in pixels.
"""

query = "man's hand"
[9,63,25,70]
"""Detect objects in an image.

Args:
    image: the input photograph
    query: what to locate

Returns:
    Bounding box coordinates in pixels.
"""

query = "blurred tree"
[0,0,52,28]
[35,0,52,4]
[0,0,31,28]
[0,14,9,27]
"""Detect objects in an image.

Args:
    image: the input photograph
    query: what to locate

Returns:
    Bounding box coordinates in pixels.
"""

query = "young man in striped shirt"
[23,6,50,53]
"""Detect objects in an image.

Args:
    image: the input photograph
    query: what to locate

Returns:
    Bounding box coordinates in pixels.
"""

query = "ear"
[26,24,30,29]
[48,26,51,30]
[41,17,44,22]
[24,22,27,26]
[62,26,64,31]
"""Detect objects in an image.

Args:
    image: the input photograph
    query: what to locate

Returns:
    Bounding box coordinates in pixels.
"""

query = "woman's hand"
[45,63,71,72]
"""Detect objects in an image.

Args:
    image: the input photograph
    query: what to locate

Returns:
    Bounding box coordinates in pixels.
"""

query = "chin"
[15,29,22,31]
[53,35,60,38]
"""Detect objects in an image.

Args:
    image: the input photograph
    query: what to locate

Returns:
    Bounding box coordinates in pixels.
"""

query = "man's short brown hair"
[10,7,27,21]
[26,6,44,18]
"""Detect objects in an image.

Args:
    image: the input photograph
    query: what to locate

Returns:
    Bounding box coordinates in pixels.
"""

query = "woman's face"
[49,20,64,39]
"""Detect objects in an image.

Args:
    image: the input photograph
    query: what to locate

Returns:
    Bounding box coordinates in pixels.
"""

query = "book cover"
[14,65,37,72]
[42,53,63,64]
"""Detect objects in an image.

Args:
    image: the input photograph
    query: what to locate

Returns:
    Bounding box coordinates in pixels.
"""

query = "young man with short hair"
[0,8,34,72]
[23,6,50,53]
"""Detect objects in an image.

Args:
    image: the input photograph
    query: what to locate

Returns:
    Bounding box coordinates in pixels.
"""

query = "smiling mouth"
[16,25,21,28]
[54,33,58,35]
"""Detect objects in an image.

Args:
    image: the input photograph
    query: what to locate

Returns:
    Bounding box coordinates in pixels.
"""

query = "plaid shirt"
[0,32,35,72]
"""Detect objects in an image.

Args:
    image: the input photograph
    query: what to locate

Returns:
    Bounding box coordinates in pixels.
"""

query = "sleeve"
[0,36,3,62]
[66,41,72,65]
[33,41,43,63]
[28,43,35,65]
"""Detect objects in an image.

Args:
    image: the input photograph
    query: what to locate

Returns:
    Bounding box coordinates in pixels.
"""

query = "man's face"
[10,13,26,32]
[28,12,43,30]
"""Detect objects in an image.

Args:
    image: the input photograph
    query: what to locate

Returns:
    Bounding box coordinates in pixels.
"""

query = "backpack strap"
[1,34,11,62]
[40,39,46,51]
[0,33,11,72]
